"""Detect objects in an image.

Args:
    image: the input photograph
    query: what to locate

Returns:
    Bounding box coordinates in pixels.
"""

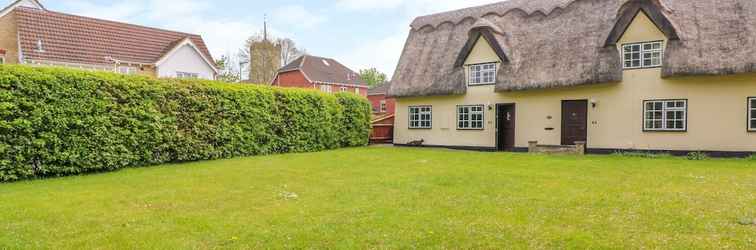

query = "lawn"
[1,147,754,249]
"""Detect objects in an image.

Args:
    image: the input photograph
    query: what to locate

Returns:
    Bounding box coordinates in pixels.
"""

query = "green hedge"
[0,65,371,181]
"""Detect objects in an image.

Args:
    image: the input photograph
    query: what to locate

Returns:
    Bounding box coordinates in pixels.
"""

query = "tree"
[215,55,241,83]
[277,38,305,67]
[359,68,387,87]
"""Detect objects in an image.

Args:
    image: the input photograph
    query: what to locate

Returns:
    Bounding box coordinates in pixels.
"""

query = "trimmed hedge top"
[0,65,371,181]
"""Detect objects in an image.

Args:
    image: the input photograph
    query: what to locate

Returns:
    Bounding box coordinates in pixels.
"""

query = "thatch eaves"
[389,0,756,98]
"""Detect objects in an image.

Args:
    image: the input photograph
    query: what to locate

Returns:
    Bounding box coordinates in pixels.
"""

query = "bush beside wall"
[0,65,371,181]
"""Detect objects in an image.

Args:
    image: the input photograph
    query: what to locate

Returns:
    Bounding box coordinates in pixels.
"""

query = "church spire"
[263,14,268,41]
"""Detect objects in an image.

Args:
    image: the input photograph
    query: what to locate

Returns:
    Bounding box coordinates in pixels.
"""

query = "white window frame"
[468,63,496,85]
[355,88,360,95]
[409,106,432,129]
[117,66,136,75]
[457,105,485,130]
[176,72,199,79]
[379,100,387,113]
[749,97,756,132]
[320,85,332,93]
[0,56,4,64]
[643,99,687,132]
[340,86,347,92]
[623,41,663,69]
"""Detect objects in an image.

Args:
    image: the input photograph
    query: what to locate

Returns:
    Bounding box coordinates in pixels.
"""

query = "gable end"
[454,27,509,68]
[604,0,679,47]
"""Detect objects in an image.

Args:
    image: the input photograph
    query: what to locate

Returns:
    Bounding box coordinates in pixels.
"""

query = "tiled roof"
[279,55,366,86]
[14,7,215,66]
[368,81,391,95]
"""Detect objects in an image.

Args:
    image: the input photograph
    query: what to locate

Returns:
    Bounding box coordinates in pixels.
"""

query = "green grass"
[1,147,754,249]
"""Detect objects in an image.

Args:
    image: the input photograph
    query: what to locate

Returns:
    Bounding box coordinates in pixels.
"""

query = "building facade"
[368,82,396,143]
[389,0,756,155]
[368,82,396,115]
[0,0,217,79]
[273,55,368,96]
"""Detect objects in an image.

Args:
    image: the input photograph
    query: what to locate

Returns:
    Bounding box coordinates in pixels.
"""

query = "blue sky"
[24,0,502,77]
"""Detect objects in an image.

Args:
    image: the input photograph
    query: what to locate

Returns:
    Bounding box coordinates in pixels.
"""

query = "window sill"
[457,128,485,131]
[409,127,432,130]
[642,129,687,133]
[467,83,496,86]
[622,66,662,71]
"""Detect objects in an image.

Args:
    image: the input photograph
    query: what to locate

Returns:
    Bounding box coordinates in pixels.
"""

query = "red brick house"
[367,82,395,115]
[368,82,395,143]
[272,55,368,96]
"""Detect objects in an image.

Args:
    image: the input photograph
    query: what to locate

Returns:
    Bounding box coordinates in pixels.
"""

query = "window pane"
[751,120,756,129]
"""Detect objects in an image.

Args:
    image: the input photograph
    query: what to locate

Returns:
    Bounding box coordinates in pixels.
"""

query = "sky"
[28,0,503,78]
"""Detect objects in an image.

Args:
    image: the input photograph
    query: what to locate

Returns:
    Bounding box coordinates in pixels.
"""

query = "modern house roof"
[368,82,391,96]
[279,55,366,86]
[14,6,215,67]
[389,0,756,97]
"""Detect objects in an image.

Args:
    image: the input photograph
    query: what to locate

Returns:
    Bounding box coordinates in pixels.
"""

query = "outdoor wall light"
[590,98,598,108]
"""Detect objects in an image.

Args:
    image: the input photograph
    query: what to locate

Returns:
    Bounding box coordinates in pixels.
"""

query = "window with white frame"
[117,66,136,75]
[380,100,387,113]
[469,63,496,85]
[644,100,687,131]
[0,56,4,64]
[623,41,663,69]
[749,97,756,131]
[320,84,332,93]
[176,72,199,79]
[409,106,432,129]
[457,105,484,130]
[355,88,360,95]
[340,87,347,92]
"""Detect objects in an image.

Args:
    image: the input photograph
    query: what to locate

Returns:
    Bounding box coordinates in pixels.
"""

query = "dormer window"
[469,63,496,85]
[623,41,663,69]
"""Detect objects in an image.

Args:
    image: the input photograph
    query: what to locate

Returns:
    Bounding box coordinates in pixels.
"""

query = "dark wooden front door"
[496,104,516,151]
[561,100,588,145]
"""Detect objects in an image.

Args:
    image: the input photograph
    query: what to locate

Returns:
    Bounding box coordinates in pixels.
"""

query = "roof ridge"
[299,55,307,68]
[16,6,203,38]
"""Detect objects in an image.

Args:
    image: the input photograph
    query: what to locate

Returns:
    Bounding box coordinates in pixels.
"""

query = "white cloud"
[57,0,143,22]
[336,0,406,10]
[56,0,272,65]
[335,0,503,77]
[339,31,407,78]
[271,5,327,29]
[337,0,503,16]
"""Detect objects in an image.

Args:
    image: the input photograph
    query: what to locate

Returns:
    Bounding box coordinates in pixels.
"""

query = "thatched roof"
[389,0,756,97]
